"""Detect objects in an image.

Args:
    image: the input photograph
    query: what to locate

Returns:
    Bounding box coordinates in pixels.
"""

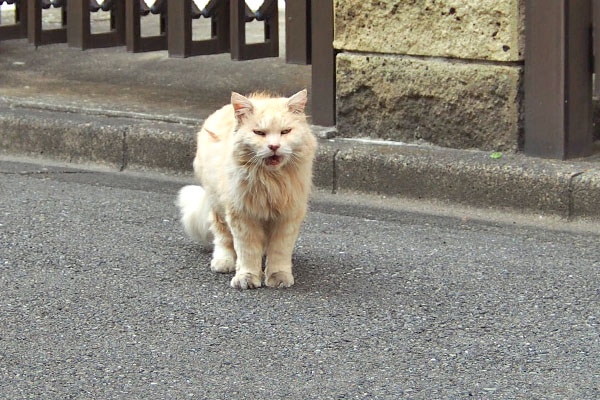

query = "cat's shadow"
[290,250,381,296]
[176,241,379,296]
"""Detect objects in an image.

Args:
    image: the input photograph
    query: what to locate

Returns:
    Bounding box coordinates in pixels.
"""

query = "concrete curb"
[0,102,197,172]
[1,100,599,219]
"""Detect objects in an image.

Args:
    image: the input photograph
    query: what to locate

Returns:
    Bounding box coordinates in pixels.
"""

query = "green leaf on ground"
[490,152,503,159]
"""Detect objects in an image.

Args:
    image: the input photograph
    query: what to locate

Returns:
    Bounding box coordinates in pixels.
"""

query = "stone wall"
[334,0,525,151]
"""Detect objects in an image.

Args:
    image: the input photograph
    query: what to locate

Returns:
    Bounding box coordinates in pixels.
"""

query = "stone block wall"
[334,0,525,151]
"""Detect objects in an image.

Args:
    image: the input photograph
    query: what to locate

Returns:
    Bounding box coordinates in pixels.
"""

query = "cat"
[177,89,317,289]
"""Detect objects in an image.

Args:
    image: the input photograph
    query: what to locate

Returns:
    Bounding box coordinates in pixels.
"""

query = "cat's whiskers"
[285,152,301,167]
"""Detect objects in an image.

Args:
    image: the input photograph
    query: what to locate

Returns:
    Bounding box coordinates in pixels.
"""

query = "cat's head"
[230,89,314,170]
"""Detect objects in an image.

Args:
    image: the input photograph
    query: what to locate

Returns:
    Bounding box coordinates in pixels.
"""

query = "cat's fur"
[177,89,317,289]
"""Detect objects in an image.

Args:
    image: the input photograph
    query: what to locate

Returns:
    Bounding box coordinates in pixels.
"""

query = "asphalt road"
[1,157,599,399]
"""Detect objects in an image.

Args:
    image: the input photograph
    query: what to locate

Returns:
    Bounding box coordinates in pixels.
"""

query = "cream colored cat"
[177,89,317,289]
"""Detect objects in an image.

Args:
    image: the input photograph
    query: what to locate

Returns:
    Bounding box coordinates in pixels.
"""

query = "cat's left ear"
[287,89,308,114]
[231,92,254,122]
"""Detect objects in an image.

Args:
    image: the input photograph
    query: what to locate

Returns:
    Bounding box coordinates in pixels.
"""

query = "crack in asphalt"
[0,170,95,176]
[567,171,587,220]
[332,149,341,194]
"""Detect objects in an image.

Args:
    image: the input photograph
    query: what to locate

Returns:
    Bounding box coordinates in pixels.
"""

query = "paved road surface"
[1,157,599,399]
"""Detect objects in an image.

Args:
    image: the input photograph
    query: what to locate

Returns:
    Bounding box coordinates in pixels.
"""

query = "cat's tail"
[177,185,213,247]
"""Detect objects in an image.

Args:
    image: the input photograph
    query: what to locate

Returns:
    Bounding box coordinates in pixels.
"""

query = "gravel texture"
[1,158,599,399]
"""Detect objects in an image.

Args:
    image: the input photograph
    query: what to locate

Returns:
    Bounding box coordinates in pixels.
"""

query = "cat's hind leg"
[209,212,236,273]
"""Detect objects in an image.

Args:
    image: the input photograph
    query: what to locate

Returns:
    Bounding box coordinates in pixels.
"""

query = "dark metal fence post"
[230,0,245,60]
[311,0,335,126]
[168,0,192,57]
[214,0,230,54]
[67,0,89,49]
[27,0,42,45]
[594,0,600,96]
[285,0,311,64]
[112,1,126,44]
[525,0,593,159]
[125,0,142,51]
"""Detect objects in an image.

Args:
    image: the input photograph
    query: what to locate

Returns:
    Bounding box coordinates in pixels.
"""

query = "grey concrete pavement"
[0,10,309,121]
[1,156,599,399]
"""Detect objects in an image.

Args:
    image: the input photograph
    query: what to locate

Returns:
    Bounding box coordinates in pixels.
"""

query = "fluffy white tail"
[177,185,213,247]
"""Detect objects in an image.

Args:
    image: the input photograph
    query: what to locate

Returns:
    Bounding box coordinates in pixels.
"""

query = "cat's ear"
[287,89,308,114]
[231,92,254,122]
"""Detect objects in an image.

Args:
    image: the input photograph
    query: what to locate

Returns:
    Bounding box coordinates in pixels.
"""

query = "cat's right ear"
[231,92,254,122]
[287,89,308,114]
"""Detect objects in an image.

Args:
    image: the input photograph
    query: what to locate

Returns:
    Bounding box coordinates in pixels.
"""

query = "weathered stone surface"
[126,122,197,173]
[334,0,525,62]
[571,170,600,219]
[312,139,336,192]
[0,105,125,167]
[336,53,523,151]
[333,140,572,216]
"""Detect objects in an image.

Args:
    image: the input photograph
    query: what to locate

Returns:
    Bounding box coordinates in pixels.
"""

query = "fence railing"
[0,0,335,126]
[5,1,600,156]
[525,0,596,159]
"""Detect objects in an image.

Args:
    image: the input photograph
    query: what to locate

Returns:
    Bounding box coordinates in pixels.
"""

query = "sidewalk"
[1,25,599,220]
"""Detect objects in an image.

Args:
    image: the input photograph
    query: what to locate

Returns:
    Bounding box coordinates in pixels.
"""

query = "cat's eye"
[253,130,266,136]
[281,129,292,135]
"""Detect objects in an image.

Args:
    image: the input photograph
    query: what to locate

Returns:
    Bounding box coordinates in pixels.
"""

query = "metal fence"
[5,2,600,158]
[0,0,335,126]
[525,0,598,159]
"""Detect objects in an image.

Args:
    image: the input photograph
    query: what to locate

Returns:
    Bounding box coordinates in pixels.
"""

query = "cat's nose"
[268,144,280,152]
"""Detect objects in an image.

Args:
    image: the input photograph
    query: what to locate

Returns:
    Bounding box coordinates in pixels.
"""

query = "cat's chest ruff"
[231,169,300,220]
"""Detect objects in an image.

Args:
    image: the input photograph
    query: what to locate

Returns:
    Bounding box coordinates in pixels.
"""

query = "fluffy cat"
[177,89,317,289]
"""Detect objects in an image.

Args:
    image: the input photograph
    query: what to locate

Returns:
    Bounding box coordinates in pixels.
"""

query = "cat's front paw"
[266,271,295,288]
[210,257,235,273]
[230,272,262,290]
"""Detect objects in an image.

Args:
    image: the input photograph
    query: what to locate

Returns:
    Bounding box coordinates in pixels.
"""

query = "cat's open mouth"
[266,155,282,166]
